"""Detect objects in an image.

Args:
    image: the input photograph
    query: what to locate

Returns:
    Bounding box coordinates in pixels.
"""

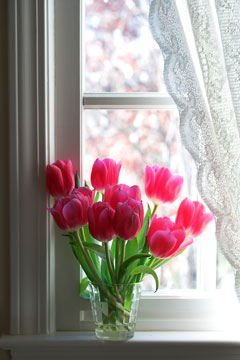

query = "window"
[9,0,236,335]
[84,0,196,292]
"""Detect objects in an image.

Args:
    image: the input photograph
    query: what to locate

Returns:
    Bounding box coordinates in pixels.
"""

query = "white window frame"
[8,0,235,336]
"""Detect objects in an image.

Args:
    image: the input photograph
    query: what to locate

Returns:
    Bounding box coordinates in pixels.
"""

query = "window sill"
[1,331,240,360]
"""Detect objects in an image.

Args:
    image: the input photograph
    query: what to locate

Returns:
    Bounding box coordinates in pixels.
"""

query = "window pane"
[84,109,198,289]
[85,0,166,93]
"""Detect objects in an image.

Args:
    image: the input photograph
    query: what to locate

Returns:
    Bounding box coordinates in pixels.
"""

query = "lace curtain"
[149,0,240,298]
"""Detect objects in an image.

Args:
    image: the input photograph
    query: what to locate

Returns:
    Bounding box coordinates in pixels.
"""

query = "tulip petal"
[163,175,183,202]
[98,208,115,241]
[149,230,177,258]
[63,160,75,193]
[88,202,115,241]
[62,199,86,229]
[91,159,107,191]
[47,208,68,230]
[144,166,155,198]
[171,236,193,257]
[46,164,65,197]
[147,215,172,242]
[168,228,186,255]
[103,158,121,186]
[191,213,214,237]
[175,198,195,229]
[128,185,141,201]
[155,167,172,201]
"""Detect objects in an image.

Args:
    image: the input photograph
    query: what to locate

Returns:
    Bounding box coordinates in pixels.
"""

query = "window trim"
[8,0,55,334]
[8,0,231,335]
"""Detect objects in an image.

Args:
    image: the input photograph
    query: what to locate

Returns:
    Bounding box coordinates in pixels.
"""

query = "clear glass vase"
[88,282,142,341]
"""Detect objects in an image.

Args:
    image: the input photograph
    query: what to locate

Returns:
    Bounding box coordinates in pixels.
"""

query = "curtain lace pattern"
[149,0,240,298]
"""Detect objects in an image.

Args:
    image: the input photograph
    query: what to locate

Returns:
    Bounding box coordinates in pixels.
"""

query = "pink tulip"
[46,160,75,197]
[105,184,141,210]
[147,215,189,258]
[144,165,183,205]
[175,198,214,237]
[70,187,95,205]
[88,202,115,241]
[90,158,122,192]
[48,187,95,231]
[113,199,144,240]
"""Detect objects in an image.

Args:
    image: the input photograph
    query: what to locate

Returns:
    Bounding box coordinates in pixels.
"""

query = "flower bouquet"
[46,158,213,341]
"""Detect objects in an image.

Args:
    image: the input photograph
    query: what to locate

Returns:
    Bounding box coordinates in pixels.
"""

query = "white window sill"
[1,331,240,360]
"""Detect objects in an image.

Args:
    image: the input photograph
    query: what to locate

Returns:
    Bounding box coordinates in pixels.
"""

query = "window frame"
[8,0,232,335]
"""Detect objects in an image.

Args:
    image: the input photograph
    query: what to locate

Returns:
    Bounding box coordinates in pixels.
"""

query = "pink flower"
[46,160,75,197]
[105,184,141,210]
[175,198,214,237]
[147,216,189,258]
[113,199,144,240]
[48,187,95,231]
[70,187,95,204]
[144,165,183,205]
[90,158,122,192]
[88,202,115,241]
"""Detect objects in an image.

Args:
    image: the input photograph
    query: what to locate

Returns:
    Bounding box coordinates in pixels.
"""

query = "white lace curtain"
[149,0,240,298]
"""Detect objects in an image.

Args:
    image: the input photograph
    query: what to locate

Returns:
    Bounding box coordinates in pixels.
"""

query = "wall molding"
[8,0,55,334]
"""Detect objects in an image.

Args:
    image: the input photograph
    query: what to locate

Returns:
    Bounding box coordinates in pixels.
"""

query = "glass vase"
[88,282,142,341]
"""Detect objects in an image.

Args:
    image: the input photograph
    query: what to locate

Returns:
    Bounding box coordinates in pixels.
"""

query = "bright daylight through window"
[84,0,234,293]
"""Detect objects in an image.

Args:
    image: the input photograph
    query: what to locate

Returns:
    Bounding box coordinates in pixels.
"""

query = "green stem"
[148,255,155,268]
[151,204,158,217]
[115,237,120,277]
[80,227,86,242]
[76,231,129,316]
[120,239,126,269]
[104,242,123,304]
[152,258,169,270]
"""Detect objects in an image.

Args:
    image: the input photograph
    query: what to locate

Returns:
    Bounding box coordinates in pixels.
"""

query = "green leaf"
[125,238,138,260]
[137,206,151,250]
[135,214,150,282]
[118,253,150,281]
[130,265,159,292]
[83,242,106,260]
[101,259,111,285]
[94,191,100,203]
[68,238,96,284]
[82,226,100,273]
[75,172,80,188]
[84,181,90,188]
[110,238,117,258]
[80,277,90,299]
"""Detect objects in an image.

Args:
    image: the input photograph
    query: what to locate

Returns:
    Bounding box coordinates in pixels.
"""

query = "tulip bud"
[144,165,183,205]
[46,160,75,197]
[105,184,141,210]
[113,199,144,240]
[90,158,122,192]
[70,187,95,205]
[175,198,214,237]
[48,188,95,231]
[147,215,189,258]
[88,202,115,241]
